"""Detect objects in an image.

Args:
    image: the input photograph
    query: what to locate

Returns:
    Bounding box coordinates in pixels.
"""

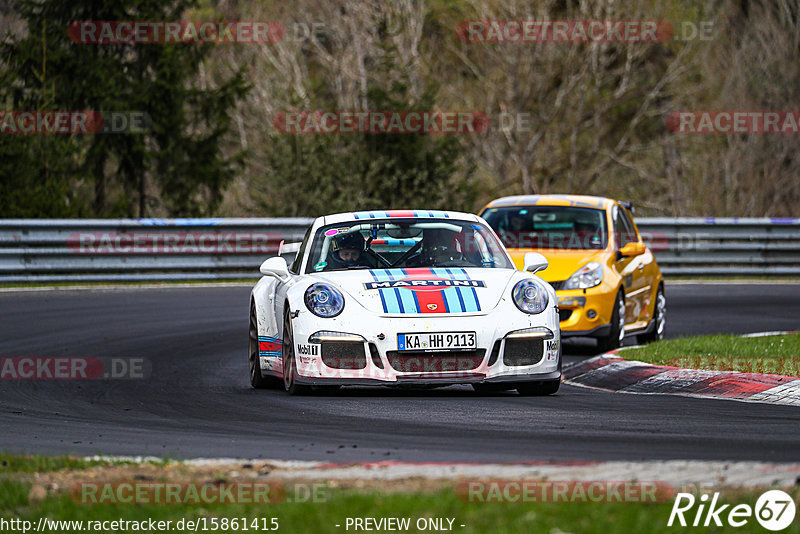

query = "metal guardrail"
[0,217,797,282]
[636,217,800,276]
[0,218,313,283]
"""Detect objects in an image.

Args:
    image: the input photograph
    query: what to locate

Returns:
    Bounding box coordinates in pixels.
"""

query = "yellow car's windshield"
[482,206,608,250]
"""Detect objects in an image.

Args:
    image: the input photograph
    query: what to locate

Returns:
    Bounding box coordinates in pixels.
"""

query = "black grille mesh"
[502,339,544,367]
[321,342,367,369]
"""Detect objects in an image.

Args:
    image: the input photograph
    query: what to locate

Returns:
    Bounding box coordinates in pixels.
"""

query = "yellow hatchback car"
[480,195,665,351]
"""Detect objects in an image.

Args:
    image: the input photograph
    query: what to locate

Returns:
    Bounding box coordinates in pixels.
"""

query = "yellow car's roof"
[483,194,614,210]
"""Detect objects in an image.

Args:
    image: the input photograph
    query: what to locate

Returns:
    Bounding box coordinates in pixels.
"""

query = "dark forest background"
[2,0,799,218]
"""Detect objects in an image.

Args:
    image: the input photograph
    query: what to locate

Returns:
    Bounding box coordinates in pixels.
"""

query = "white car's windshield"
[304,219,514,273]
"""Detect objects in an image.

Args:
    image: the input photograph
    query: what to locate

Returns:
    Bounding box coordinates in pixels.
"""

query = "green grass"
[0,453,167,474]
[0,454,106,474]
[622,333,800,376]
[1,455,798,533]
[2,478,798,534]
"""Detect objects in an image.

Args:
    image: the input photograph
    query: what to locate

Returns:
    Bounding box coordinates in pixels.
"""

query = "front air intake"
[321,341,367,369]
[502,339,544,367]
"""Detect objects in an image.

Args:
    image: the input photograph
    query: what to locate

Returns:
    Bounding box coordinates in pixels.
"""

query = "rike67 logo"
[668,490,796,531]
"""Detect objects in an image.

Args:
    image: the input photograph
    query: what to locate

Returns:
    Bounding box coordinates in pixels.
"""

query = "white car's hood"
[310,267,517,315]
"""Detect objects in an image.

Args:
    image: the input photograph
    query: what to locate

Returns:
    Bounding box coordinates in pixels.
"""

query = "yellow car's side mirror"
[619,242,646,257]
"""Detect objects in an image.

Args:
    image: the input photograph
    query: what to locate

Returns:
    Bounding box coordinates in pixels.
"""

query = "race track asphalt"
[0,283,798,462]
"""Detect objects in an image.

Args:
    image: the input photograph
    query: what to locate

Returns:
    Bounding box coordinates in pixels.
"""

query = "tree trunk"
[138,173,146,218]
[92,151,106,216]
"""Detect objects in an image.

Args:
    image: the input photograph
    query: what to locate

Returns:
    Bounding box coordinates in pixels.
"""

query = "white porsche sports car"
[248,210,561,395]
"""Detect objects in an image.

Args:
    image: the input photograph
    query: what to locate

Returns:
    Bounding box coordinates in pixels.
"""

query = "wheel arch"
[251,278,279,341]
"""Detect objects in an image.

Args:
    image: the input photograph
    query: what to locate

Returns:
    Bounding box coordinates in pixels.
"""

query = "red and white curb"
[563,333,800,406]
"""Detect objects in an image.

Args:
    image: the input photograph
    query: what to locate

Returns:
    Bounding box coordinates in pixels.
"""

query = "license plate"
[397,332,476,351]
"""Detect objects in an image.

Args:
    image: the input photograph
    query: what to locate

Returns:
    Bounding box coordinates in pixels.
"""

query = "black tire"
[638,285,666,344]
[249,301,281,389]
[282,309,310,396]
[472,383,515,395]
[597,290,625,353]
[517,380,560,396]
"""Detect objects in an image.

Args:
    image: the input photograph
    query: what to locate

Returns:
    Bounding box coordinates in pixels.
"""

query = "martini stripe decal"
[369,268,481,314]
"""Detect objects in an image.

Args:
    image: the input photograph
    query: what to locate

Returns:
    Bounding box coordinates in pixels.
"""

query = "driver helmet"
[424,228,459,262]
[331,232,365,267]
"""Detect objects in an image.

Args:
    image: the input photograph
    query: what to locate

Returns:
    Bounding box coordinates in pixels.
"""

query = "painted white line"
[740,331,797,338]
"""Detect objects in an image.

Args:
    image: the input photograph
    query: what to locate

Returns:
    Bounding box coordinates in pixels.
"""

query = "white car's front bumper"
[286,308,561,386]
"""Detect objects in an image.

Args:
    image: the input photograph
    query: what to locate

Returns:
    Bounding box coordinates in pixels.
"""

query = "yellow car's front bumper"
[556,286,617,337]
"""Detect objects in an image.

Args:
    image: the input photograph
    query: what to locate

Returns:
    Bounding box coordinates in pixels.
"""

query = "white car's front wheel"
[283,309,310,396]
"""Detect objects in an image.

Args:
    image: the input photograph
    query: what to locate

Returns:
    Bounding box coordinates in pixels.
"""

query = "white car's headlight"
[511,279,549,314]
[304,283,345,318]
[563,262,603,290]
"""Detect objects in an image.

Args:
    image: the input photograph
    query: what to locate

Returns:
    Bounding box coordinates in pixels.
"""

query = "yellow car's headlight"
[563,262,603,290]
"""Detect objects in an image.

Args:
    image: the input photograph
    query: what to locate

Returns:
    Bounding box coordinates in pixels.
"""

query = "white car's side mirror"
[523,252,548,274]
[259,257,291,281]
